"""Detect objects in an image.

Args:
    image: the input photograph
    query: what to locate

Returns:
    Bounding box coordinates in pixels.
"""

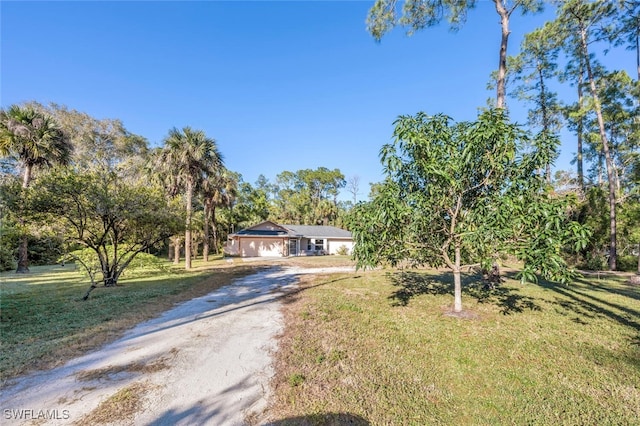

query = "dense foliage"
[348,109,589,311]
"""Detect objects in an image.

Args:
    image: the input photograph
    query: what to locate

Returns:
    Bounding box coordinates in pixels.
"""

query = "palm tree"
[159,127,223,269]
[202,169,237,261]
[0,105,71,273]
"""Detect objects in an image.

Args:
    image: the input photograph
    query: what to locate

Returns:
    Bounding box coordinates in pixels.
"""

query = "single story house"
[224,221,354,257]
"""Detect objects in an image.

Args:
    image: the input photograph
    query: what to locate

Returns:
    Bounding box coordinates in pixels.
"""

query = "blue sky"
[1,1,635,200]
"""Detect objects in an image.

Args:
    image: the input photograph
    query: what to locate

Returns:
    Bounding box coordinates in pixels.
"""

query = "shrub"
[617,255,639,273]
[335,245,350,256]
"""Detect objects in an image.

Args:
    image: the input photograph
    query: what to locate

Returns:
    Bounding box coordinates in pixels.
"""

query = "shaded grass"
[0,259,261,383]
[269,269,640,425]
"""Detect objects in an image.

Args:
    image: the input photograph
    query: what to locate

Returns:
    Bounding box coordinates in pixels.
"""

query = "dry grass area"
[267,268,640,425]
[280,255,356,269]
[75,348,179,382]
[74,382,151,425]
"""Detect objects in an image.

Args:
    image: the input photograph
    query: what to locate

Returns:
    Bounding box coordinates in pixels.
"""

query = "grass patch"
[75,381,149,425]
[75,348,179,382]
[269,268,640,424]
[0,259,260,383]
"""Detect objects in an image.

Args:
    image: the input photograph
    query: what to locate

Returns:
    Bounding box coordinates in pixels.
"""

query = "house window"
[306,239,324,252]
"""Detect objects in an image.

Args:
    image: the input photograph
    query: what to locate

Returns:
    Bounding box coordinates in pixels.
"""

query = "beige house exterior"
[224,221,354,258]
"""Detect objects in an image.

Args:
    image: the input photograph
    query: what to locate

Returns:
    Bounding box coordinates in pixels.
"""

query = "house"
[224,221,354,257]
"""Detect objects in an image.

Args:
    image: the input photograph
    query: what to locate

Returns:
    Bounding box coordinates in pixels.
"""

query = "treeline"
[0,102,355,281]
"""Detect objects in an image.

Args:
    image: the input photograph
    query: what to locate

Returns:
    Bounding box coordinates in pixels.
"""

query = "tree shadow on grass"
[266,412,370,425]
[528,274,640,370]
[387,270,541,315]
[574,275,640,302]
[530,273,640,337]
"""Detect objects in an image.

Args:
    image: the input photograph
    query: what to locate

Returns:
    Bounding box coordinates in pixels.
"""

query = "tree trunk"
[16,163,33,274]
[494,0,510,109]
[104,273,117,287]
[203,202,210,262]
[453,244,462,313]
[173,236,181,264]
[538,66,552,183]
[22,163,32,190]
[577,70,585,191]
[580,24,617,271]
[636,20,639,82]
[212,206,219,255]
[82,283,98,301]
[185,180,193,270]
[637,243,640,275]
[16,238,29,273]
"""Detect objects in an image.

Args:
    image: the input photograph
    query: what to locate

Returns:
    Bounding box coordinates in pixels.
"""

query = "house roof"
[281,224,352,239]
[231,221,352,239]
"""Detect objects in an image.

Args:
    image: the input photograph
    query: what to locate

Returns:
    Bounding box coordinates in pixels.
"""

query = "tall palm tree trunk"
[203,202,211,262]
[212,206,219,254]
[185,180,194,269]
[16,164,33,273]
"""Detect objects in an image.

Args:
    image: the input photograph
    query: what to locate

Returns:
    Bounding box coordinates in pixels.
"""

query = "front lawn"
[268,268,640,425]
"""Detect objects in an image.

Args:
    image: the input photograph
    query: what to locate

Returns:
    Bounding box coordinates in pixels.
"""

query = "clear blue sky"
[1,1,634,200]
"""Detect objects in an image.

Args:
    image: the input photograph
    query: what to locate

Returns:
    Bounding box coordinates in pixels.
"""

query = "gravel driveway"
[0,266,354,426]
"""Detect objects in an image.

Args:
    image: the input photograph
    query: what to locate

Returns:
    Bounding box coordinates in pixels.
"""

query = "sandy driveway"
[0,266,354,426]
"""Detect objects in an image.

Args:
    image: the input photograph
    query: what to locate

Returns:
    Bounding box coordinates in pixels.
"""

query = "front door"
[288,239,298,256]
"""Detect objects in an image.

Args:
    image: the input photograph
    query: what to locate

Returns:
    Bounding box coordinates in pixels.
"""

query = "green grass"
[0,258,258,382]
[270,269,640,425]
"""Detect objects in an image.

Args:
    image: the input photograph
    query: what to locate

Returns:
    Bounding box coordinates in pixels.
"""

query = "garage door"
[240,237,284,257]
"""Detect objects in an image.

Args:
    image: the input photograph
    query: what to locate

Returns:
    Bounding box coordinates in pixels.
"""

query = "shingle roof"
[281,224,352,239]
[231,222,352,239]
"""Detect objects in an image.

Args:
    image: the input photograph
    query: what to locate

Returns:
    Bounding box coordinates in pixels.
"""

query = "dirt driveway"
[0,266,354,426]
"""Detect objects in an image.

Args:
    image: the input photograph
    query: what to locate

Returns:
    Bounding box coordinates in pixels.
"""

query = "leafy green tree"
[272,167,345,225]
[0,176,20,271]
[595,70,640,192]
[366,0,543,108]
[0,105,71,273]
[158,127,223,269]
[25,102,148,176]
[609,0,639,81]
[229,177,271,231]
[348,109,588,312]
[618,197,640,273]
[28,169,181,299]
[201,168,237,260]
[511,23,563,182]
